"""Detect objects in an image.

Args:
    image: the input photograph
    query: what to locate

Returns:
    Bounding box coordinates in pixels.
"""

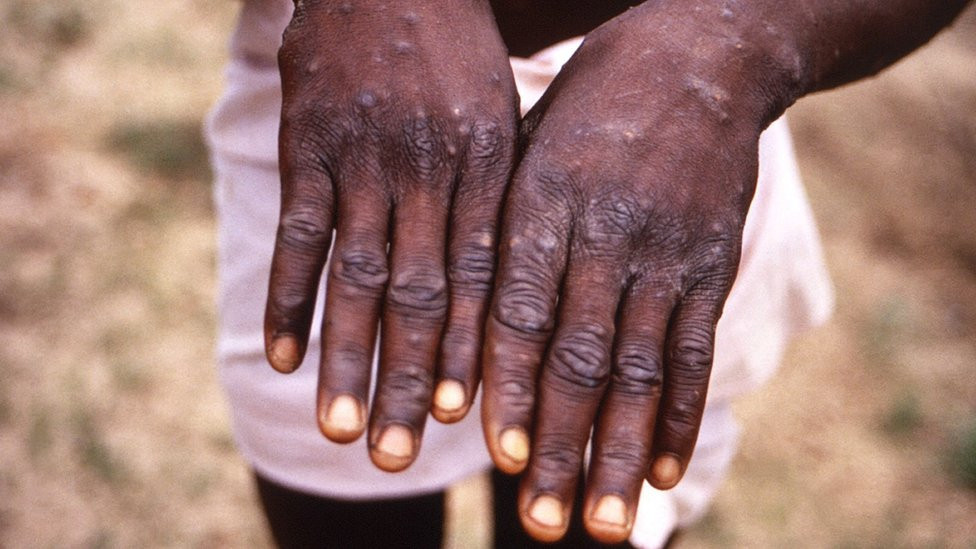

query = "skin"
[265,0,972,542]
[267,0,519,468]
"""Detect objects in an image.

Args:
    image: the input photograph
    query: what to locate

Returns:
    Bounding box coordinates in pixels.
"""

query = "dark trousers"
[254,469,636,548]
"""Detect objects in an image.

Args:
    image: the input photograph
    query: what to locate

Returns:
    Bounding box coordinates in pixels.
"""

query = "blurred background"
[0,1,973,547]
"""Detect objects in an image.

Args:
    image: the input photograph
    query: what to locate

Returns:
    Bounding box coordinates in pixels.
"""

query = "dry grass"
[0,1,973,547]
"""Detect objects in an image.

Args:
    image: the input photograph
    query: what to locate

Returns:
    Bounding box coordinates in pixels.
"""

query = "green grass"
[881,392,923,437]
[105,120,211,181]
[948,421,976,490]
[0,394,10,426]
[0,64,25,93]
[208,430,237,453]
[862,296,910,366]
[5,1,92,49]
[112,29,197,69]
[110,360,151,393]
[85,529,115,549]
[689,510,735,547]
[186,468,217,501]
[28,406,53,459]
[72,408,127,484]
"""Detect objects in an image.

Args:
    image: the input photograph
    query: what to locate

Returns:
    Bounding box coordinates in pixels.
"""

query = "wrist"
[591,0,808,131]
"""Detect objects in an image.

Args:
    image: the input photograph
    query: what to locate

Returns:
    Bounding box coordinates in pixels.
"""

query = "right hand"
[264,0,519,472]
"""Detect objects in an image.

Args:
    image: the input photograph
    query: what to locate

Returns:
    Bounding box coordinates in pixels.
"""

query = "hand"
[481,3,793,542]
[264,0,518,471]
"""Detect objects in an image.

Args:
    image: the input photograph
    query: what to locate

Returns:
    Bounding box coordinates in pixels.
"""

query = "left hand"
[481,2,796,542]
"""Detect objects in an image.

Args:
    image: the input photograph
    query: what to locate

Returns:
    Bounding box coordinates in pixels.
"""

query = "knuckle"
[547,323,612,390]
[690,234,741,278]
[668,322,714,380]
[387,267,448,317]
[269,283,315,317]
[467,120,508,165]
[376,364,434,407]
[587,192,646,243]
[492,277,555,337]
[280,111,343,167]
[598,439,652,472]
[328,342,373,368]
[332,247,389,293]
[687,273,734,300]
[402,115,445,180]
[533,434,585,477]
[660,402,702,443]
[485,346,537,412]
[531,163,577,198]
[277,205,331,252]
[510,156,576,208]
[494,376,536,415]
[282,94,388,160]
[449,238,495,293]
[634,211,695,260]
[439,325,478,359]
[613,341,664,392]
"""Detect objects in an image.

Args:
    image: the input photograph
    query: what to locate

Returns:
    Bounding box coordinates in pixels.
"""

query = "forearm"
[595,0,971,128]
[771,0,972,94]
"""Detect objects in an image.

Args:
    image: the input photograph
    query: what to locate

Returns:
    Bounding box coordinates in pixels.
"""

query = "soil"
[1,1,973,547]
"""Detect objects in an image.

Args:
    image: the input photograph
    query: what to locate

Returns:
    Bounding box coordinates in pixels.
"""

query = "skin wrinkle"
[386,268,448,315]
[547,322,614,390]
[612,343,665,391]
[493,285,557,336]
[531,431,590,477]
[266,0,973,543]
[332,245,389,290]
[374,365,435,405]
[594,439,652,472]
[481,5,770,538]
[657,399,704,435]
[276,209,330,255]
[447,242,494,290]
[493,375,537,405]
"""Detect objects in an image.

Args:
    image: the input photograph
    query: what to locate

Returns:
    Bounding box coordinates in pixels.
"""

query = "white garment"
[205,2,833,545]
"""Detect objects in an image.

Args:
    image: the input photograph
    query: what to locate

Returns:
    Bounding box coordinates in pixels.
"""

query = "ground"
[0,1,974,547]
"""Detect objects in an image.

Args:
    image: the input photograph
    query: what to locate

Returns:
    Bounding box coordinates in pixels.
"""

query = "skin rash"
[264,0,972,543]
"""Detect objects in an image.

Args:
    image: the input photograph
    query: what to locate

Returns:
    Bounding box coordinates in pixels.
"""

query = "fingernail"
[528,495,565,528]
[433,380,466,413]
[268,336,300,373]
[591,495,628,528]
[376,424,415,459]
[651,455,683,488]
[321,395,364,440]
[499,427,529,464]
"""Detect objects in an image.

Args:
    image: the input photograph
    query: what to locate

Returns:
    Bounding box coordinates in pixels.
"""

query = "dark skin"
[265,0,972,543]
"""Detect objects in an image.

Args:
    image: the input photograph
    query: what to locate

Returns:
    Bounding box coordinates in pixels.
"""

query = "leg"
[254,472,445,549]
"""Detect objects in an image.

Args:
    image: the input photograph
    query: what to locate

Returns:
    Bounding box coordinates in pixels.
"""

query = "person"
[205,1,971,546]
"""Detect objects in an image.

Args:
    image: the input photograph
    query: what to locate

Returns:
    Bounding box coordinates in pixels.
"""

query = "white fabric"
[205,2,833,545]
[631,400,740,548]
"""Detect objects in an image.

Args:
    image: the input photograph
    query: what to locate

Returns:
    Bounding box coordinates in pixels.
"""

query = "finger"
[650,279,730,490]
[482,183,571,475]
[368,187,451,472]
[518,262,624,543]
[433,121,514,423]
[264,143,336,374]
[583,282,675,544]
[316,186,390,444]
